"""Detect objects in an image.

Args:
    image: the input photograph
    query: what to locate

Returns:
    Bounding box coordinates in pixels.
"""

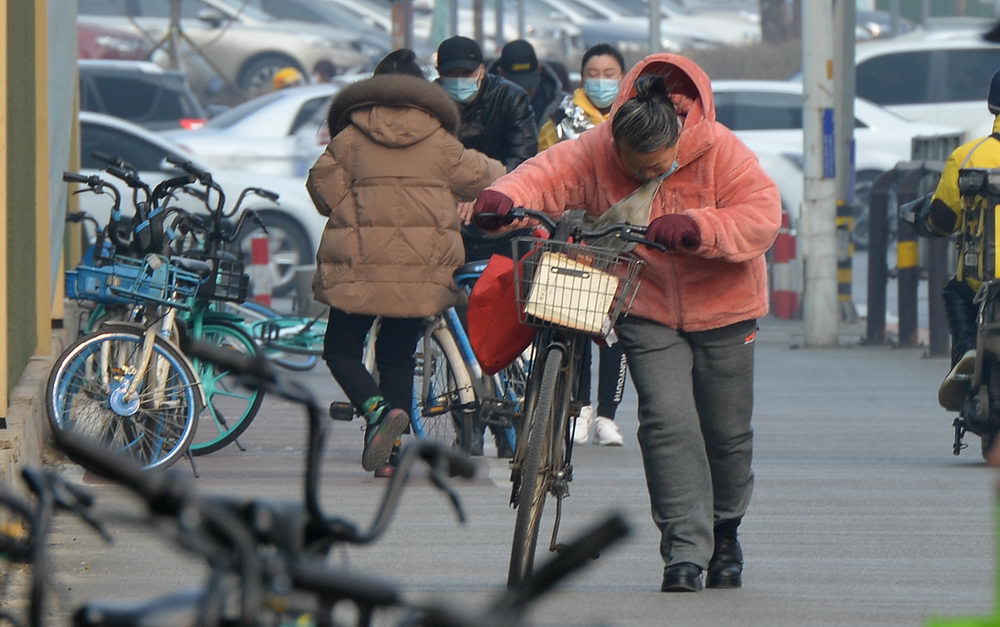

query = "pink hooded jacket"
[485,54,781,332]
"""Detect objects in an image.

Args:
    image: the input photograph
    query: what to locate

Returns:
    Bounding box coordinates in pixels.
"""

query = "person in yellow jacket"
[537,44,630,446]
[538,43,626,151]
[919,68,1000,409]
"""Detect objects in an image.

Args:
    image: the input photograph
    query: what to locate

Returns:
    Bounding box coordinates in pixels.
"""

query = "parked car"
[79,60,210,131]
[162,83,342,177]
[77,18,151,60]
[584,0,759,47]
[77,111,325,294]
[77,0,386,102]
[712,80,964,247]
[853,32,1000,142]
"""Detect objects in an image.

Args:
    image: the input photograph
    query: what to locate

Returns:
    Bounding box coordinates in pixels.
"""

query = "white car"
[163,83,342,178]
[77,111,326,295]
[712,80,965,247]
[854,32,1000,142]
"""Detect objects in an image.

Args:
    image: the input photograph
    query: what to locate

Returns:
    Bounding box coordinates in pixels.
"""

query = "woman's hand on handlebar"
[646,214,700,250]
[471,190,514,230]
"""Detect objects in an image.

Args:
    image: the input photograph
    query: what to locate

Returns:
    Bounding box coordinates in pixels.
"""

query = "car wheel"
[851,170,892,250]
[237,211,312,297]
[238,54,301,98]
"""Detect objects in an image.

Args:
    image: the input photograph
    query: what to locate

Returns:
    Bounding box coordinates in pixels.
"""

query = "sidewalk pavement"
[9,314,999,626]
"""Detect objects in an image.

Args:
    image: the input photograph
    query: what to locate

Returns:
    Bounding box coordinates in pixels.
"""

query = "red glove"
[646,214,700,250]
[472,189,515,231]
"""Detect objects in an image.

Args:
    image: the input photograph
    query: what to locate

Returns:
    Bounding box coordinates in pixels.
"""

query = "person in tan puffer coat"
[306,49,504,477]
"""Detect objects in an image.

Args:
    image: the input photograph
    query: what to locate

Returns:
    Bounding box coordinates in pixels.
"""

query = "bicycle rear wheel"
[508,345,564,587]
[46,328,199,470]
[189,322,265,456]
[412,330,476,452]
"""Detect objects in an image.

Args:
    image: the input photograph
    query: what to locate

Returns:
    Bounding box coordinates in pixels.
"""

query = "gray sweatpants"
[616,316,756,569]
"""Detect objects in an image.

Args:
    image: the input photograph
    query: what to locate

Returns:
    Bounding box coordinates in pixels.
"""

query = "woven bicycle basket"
[511,238,644,336]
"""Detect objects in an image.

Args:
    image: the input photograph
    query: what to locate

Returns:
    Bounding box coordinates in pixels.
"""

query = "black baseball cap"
[437,36,484,72]
[498,39,540,91]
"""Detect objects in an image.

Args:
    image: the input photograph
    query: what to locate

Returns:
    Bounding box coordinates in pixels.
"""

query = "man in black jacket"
[435,36,538,172]
[492,39,568,130]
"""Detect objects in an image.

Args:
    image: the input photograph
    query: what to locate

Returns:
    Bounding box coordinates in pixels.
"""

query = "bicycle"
[477,208,663,587]
[50,160,275,466]
[45,338,629,626]
[339,262,522,456]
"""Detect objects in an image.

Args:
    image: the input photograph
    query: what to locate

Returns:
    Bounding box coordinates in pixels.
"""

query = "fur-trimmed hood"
[326,75,460,146]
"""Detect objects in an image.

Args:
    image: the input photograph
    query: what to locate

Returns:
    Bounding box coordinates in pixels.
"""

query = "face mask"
[584,78,619,108]
[441,76,479,103]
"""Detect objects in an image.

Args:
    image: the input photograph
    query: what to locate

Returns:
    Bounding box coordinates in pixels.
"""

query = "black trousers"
[578,341,628,420]
[943,278,977,367]
[322,307,423,413]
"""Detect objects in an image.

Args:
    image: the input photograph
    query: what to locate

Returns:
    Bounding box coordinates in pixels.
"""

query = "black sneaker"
[361,409,409,471]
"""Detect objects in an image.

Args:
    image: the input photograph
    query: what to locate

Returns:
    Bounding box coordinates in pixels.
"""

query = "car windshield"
[206,91,285,129]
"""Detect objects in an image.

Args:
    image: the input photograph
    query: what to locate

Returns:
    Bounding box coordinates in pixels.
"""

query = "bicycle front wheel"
[189,322,265,456]
[46,328,199,470]
[508,345,564,587]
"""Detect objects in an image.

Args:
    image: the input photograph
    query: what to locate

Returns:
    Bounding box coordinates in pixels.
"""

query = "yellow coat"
[930,116,1000,288]
[537,88,610,151]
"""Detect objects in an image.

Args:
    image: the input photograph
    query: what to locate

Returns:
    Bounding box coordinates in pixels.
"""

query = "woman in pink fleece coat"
[472,53,781,592]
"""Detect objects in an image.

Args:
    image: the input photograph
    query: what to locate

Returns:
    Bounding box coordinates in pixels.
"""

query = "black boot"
[660,562,703,592]
[707,520,743,589]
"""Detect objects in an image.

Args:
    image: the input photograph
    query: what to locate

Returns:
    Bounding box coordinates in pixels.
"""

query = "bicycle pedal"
[328,401,355,422]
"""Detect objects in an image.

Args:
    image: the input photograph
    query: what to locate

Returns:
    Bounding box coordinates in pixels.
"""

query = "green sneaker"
[362,408,409,472]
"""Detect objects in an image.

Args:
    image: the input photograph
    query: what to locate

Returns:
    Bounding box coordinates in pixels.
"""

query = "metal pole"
[649,0,661,55]
[896,165,925,347]
[833,0,858,323]
[517,0,526,40]
[889,0,901,36]
[449,0,458,37]
[928,235,950,357]
[391,0,413,50]
[801,0,839,346]
[864,171,895,345]
[472,0,484,47]
[167,0,181,70]
[494,0,505,50]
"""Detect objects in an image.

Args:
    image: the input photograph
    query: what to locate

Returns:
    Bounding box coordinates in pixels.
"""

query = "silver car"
[78,0,386,102]
[162,83,341,177]
[79,111,328,294]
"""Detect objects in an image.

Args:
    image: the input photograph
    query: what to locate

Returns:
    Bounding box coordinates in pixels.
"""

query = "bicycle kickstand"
[185,451,200,479]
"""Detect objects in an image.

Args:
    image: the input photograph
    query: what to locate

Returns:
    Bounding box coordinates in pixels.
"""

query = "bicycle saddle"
[171,257,214,278]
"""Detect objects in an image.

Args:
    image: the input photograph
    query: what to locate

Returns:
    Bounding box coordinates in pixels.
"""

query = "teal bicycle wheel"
[188,322,265,456]
[46,328,199,470]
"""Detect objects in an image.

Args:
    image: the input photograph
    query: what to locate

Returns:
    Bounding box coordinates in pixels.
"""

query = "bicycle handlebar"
[476,208,667,251]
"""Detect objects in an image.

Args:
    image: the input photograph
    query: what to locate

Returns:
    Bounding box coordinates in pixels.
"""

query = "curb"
[0,354,53,502]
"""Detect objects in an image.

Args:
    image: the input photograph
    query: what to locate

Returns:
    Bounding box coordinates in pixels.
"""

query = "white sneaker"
[593,416,624,446]
[573,406,593,444]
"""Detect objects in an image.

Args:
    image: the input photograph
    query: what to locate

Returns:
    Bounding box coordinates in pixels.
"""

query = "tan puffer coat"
[307,75,505,318]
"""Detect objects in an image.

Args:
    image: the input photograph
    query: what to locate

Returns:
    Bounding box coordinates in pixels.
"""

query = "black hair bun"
[633,75,666,102]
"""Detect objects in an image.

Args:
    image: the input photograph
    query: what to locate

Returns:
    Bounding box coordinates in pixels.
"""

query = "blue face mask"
[658,159,679,180]
[441,76,480,103]
[584,78,619,108]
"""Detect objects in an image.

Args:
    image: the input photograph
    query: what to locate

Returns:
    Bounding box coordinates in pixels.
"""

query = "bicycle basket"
[511,238,644,336]
[193,254,250,303]
[67,255,203,309]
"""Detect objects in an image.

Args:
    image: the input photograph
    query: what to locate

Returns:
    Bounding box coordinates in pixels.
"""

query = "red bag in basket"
[467,254,536,375]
